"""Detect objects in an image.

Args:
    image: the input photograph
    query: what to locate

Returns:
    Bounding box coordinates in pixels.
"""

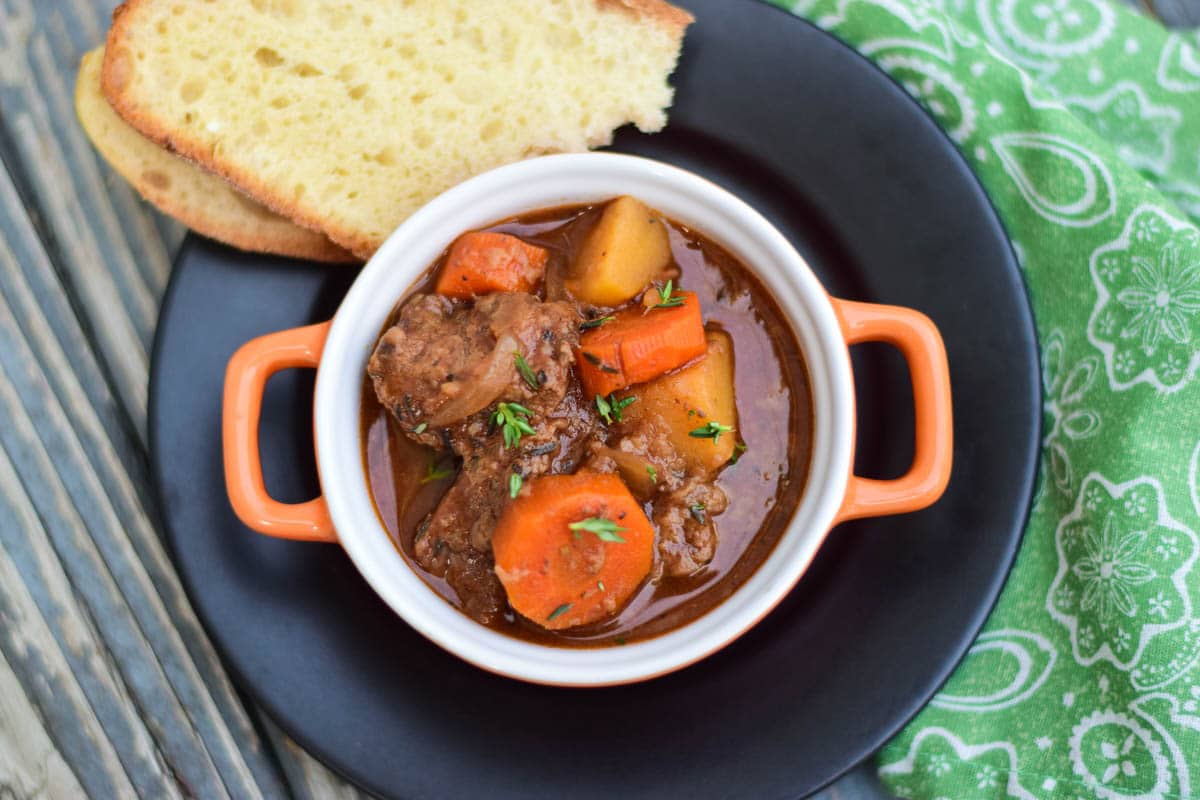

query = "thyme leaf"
[688,421,734,443]
[568,517,628,543]
[514,350,540,391]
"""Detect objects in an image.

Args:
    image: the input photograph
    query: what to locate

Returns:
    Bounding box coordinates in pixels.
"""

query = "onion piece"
[543,257,567,302]
[427,335,518,426]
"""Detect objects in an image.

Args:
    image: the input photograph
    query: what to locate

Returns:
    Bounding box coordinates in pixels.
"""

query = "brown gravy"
[360,203,813,646]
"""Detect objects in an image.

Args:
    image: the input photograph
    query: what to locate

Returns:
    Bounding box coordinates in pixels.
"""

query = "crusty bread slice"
[101,0,693,259]
[76,47,356,264]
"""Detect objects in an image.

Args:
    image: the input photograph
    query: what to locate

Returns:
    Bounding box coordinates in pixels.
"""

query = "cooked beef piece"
[367,292,581,454]
[368,291,599,622]
[414,454,511,623]
[653,478,728,576]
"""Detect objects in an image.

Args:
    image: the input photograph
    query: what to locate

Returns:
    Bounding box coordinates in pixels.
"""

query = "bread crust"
[102,0,692,260]
[81,47,356,263]
[600,0,694,34]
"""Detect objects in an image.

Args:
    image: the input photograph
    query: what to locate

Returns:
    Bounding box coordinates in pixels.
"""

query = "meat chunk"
[414,455,511,623]
[653,478,728,576]
[367,292,599,622]
[367,292,581,454]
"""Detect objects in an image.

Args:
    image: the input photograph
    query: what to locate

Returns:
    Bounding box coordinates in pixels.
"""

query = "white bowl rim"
[314,152,855,686]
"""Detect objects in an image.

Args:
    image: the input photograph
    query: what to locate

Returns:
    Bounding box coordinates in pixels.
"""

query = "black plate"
[149,2,1039,797]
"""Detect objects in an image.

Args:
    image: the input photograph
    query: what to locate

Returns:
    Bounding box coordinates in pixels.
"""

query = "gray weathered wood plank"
[0,645,90,800]
[1,0,155,438]
[0,189,292,797]
[0,442,161,800]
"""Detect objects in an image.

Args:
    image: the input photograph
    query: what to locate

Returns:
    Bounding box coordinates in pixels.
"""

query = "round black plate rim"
[148,2,1041,798]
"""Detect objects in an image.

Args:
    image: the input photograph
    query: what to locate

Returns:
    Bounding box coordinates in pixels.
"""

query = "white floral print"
[1090,206,1200,392]
[1041,331,1102,494]
[975,763,999,789]
[1048,475,1197,669]
[1071,513,1154,621]
[1147,592,1171,618]
[1114,241,1200,354]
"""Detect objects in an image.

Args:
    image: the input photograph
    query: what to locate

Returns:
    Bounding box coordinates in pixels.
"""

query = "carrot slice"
[492,472,654,630]
[575,291,706,396]
[434,231,549,299]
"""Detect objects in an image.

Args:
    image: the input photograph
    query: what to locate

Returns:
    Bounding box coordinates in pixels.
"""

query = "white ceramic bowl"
[223,152,952,686]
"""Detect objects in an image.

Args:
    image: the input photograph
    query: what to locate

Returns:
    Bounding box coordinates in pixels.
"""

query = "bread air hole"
[251,0,302,18]
[480,120,502,142]
[179,78,205,103]
[292,62,322,77]
[254,47,285,68]
[368,148,396,166]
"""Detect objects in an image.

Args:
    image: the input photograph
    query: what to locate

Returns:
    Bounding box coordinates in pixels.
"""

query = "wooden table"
[2,1,1192,798]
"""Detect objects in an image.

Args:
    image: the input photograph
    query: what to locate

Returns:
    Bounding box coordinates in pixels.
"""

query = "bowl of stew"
[223,152,953,686]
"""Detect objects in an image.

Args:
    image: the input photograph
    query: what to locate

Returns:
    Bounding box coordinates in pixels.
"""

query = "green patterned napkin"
[766,0,1200,797]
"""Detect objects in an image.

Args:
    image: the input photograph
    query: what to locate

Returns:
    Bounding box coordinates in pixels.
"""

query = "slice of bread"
[101,0,693,259]
[77,47,356,264]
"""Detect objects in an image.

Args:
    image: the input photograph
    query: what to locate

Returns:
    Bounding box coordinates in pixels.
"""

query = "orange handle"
[833,298,953,523]
[223,321,337,542]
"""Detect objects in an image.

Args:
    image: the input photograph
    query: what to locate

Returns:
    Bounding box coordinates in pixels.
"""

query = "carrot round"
[435,231,549,299]
[492,472,654,630]
[575,290,707,396]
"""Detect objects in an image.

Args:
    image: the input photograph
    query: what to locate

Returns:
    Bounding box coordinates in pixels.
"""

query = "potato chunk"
[595,446,658,499]
[567,196,671,306]
[622,330,738,474]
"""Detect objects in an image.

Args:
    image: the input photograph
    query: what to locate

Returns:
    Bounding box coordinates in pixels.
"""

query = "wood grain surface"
[0,1,1190,798]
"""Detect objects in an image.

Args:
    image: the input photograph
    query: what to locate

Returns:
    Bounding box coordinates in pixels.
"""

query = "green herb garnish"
[413,422,428,434]
[598,581,606,592]
[421,461,453,484]
[509,472,522,499]
[580,315,615,331]
[688,421,734,443]
[647,465,657,483]
[492,402,536,449]
[568,516,628,543]
[690,503,707,524]
[730,441,747,464]
[547,603,572,621]
[614,636,627,645]
[514,351,540,391]
[651,279,685,309]
[595,393,612,424]
[595,393,636,425]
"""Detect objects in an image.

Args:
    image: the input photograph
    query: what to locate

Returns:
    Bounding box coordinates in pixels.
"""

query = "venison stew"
[361,196,813,647]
